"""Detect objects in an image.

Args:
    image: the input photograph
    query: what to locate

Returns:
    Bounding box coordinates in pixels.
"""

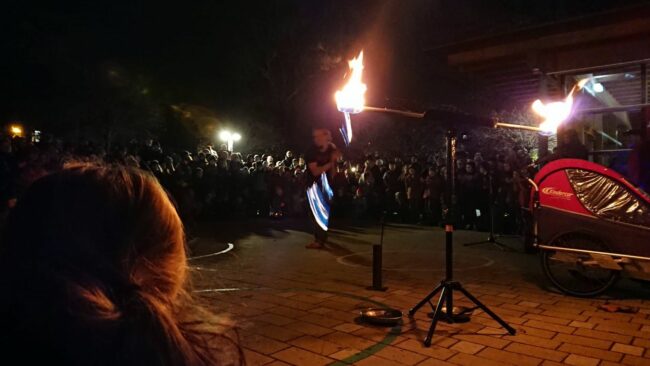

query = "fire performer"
[305,128,341,249]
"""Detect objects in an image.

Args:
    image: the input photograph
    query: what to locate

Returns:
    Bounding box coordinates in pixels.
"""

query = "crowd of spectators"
[1,133,534,234]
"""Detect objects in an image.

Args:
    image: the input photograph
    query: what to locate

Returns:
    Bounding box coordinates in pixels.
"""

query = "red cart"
[530,159,650,296]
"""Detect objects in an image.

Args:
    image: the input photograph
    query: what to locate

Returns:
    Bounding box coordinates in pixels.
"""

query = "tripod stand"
[464,175,515,252]
[409,129,516,347]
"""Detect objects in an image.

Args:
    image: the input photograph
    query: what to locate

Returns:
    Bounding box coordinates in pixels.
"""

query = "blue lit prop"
[320,171,334,199]
[339,112,352,146]
[306,172,333,231]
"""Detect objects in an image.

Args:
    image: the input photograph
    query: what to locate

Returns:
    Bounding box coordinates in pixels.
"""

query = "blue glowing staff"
[339,112,352,146]
[320,171,334,200]
[306,172,333,231]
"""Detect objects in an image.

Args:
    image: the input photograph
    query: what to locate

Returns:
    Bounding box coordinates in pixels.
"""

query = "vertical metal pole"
[642,63,647,105]
[445,129,456,311]
[538,72,550,159]
[369,215,387,291]
[488,175,496,241]
[445,129,456,280]
[641,63,648,142]
[371,244,383,290]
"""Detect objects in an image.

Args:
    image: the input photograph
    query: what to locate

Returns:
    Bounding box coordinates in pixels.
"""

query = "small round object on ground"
[427,306,472,323]
[359,308,403,326]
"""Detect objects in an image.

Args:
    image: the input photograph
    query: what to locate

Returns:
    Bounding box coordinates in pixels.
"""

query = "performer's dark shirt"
[305,144,335,184]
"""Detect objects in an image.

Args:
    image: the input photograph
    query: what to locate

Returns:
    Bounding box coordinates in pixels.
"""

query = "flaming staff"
[335,51,366,145]
[495,78,589,134]
[334,51,427,145]
[335,50,588,137]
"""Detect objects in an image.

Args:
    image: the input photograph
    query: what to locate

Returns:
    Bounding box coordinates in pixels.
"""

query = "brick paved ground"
[189,219,650,366]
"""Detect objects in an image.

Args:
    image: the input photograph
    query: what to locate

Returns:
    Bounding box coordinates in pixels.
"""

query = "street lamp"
[9,124,23,138]
[219,130,241,151]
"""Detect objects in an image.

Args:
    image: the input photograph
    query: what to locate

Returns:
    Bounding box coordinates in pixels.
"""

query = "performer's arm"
[331,149,342,162]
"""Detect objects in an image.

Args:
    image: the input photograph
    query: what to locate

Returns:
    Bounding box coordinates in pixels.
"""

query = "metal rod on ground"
[368,213,388,291]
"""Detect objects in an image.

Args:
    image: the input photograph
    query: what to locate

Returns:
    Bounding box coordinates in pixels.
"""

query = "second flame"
[531,78,588,135]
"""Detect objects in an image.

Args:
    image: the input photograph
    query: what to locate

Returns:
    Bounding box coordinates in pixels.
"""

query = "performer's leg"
[306,209,326,249]
[316,223,327,245]
[319,212,329,244]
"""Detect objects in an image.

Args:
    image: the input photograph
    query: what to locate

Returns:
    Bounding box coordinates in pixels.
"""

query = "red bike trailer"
[530,159,650,296]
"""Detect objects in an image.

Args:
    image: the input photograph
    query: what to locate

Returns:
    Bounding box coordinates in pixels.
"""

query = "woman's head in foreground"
[0,163,241,365]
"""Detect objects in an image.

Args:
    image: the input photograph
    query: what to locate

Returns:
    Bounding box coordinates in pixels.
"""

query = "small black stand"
[464,175,515,252]
[408,129,516,347]
[367,214,388,291]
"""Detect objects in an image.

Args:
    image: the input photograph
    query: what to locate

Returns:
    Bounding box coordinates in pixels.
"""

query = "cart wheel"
[541,233,619,297]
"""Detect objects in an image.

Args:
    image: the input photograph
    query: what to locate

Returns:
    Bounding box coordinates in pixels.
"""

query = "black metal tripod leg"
[457,286,516,335]
[464,240,490,247]
[491,241,516,252]
[409,283,443,317]
[424,287,448,347]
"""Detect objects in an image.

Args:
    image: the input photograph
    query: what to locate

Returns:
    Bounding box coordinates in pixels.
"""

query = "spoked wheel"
[541,233,619,297]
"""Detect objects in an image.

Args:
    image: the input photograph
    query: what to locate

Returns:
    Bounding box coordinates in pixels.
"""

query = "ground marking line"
[188,242,235,260]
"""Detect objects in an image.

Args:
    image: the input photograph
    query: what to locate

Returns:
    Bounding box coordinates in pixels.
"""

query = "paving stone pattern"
[190,220,650,365]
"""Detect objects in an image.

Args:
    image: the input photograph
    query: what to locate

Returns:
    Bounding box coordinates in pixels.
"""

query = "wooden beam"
[490,79,540,89]
[458,58,531,74]
[449,18,650,66]
[538,36,650,74]
[473,72,538,84]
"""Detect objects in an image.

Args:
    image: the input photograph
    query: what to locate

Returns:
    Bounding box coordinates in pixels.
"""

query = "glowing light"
[219,131,231,141]
[531,79,588,135]
[593,82,604,93]
[218,130,241,151]
[335,51,366,145]
[9,125,23,137]
[306,173,332,231]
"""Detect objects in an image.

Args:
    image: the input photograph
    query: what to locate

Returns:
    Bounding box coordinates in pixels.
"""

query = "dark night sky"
[2,0,647,143]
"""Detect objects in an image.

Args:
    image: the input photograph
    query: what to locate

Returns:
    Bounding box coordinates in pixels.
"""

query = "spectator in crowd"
[423,166,444,225]
[404,166,424,222]
[383,162,402,214]
[281,150,294,168]
[0,137,17,219]
[537,128,588,165]
[0,164,242,365]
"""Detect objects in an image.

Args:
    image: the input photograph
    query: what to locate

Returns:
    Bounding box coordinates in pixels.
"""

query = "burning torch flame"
[531,78,588,135]
[335,51,366,144]
[335,51,366,113]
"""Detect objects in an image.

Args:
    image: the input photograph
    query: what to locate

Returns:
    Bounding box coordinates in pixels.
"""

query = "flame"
[576,78,589,90]
[335,51,366,114]
[531,78,588,135]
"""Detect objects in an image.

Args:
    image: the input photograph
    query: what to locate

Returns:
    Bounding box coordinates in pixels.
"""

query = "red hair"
[0,163,241,365]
